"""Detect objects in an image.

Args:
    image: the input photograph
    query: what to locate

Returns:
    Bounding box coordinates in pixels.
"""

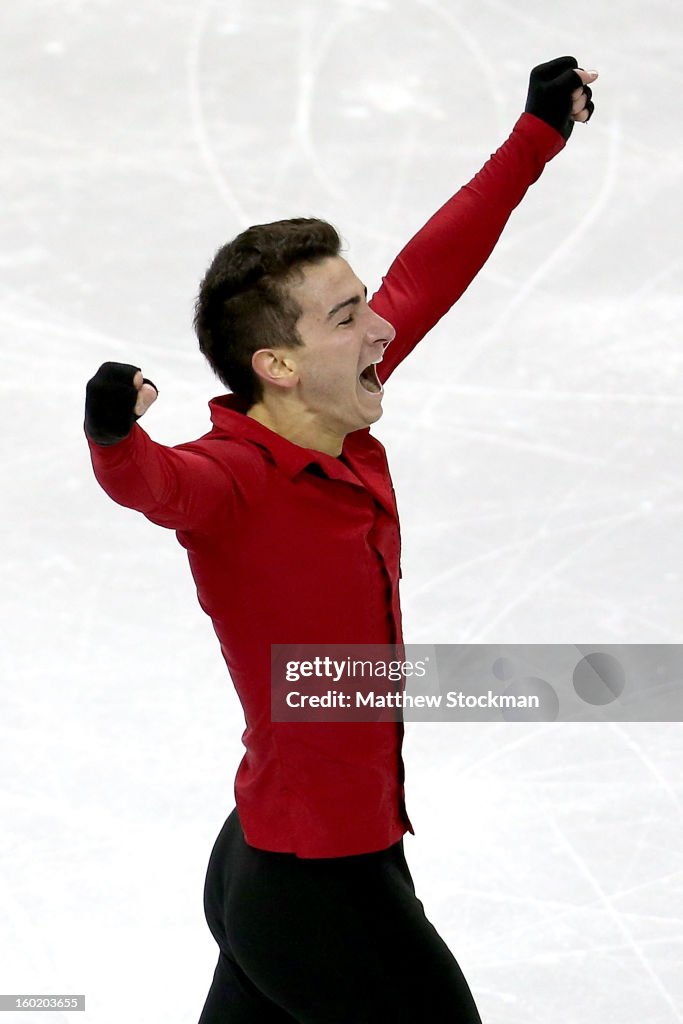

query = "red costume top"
[86,114,564,857]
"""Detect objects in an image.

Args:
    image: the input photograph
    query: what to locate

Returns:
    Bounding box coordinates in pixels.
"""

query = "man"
[84,57,598,1023]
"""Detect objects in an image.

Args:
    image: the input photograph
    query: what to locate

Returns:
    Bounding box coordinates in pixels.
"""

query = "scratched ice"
[1,1,682,1022]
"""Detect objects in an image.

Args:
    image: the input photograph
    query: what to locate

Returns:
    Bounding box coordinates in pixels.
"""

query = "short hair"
[194,217,342,407]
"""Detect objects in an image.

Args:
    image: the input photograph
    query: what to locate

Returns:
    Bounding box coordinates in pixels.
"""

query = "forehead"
[289,256,362,318]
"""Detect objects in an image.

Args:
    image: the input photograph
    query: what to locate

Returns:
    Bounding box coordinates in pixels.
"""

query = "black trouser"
[198,807,482,1023]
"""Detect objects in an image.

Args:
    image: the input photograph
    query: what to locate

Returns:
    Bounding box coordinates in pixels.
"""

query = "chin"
[364,403,383,427]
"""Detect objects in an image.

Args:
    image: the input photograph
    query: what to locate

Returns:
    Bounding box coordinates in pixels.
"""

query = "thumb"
[134,380,159,418]
[552,67,586,95]
[575,68,599,86]
[530,55,578,81]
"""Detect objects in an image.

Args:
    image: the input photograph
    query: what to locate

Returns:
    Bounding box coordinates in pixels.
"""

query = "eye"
[338,314,354,326]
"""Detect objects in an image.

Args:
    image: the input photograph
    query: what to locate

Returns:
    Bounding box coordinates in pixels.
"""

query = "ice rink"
[2,0,682,1020]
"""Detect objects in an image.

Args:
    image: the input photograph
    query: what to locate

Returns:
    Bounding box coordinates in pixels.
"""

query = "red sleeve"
[370,113,566,382]
[85,423,238,533]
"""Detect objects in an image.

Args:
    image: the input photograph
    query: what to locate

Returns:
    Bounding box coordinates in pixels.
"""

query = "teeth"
[358,362,382,394]
[361,357,383,371]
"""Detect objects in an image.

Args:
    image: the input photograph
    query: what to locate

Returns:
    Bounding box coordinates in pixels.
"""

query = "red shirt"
[86,114,564,857]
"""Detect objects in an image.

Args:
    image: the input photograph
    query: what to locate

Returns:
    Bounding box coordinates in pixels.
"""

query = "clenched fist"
[84,361,158,445]
[525,56,598,141]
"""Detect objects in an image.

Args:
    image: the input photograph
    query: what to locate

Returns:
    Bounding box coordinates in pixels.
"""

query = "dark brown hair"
[194,217,342,407]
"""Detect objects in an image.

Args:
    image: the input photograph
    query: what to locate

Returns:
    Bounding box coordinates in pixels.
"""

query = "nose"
[368,310,396,347]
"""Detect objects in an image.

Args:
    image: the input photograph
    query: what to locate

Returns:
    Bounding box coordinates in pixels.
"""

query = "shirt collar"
[207,393,371,483]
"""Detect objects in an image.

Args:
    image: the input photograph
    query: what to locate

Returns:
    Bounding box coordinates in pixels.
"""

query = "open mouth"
[358,362,383,394]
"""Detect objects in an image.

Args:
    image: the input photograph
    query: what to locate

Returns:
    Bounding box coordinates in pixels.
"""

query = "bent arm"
[371,113,566,382]
[85,424,236,533]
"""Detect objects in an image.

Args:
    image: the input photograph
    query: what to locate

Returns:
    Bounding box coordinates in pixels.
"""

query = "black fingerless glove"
[84,361,158,446]
[525,55,591,141]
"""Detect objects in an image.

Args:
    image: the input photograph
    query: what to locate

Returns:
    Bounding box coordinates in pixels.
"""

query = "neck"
[246,399,345,457]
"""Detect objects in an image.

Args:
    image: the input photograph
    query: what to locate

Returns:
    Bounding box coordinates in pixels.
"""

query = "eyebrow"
[326,284,368,320]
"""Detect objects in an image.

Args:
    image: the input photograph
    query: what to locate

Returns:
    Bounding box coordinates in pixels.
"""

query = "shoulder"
[171,434,271,496]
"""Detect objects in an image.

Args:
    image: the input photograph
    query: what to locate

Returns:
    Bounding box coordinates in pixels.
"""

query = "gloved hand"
[85,361,158,445]
[525,56,598,141]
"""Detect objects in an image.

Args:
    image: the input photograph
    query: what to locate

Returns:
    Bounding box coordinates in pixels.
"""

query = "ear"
[251,349,298,390]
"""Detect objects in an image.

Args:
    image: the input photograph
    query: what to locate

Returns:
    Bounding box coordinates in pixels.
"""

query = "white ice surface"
[1,1,682,1021]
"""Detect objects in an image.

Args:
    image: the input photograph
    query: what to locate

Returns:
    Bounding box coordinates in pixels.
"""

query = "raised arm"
[371,58,598,382]
[84,362,236,533]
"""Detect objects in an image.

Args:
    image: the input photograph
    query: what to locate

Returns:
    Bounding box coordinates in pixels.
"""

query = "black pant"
[198,807,482,1023]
